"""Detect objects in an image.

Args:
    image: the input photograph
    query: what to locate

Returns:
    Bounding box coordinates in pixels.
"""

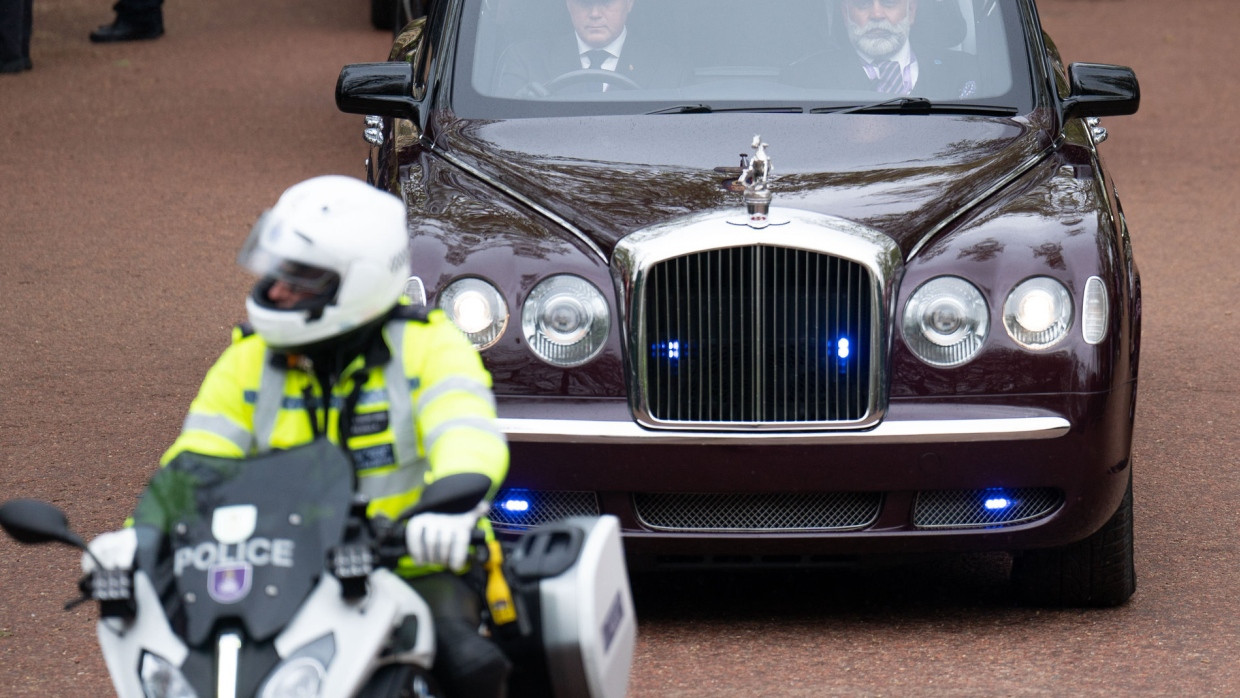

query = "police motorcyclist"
[83,175,512,696]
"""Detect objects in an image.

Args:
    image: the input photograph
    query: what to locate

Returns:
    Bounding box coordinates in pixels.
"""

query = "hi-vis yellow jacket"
[160,306,508,573]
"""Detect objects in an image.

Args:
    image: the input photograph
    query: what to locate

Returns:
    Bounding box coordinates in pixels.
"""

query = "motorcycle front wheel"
[360,664,444,698]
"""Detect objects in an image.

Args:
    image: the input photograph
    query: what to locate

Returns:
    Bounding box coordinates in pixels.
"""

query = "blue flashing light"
[500,495,531,513]
[983,496,1012,511]
[837,337,851,360]
[652,340,681,360]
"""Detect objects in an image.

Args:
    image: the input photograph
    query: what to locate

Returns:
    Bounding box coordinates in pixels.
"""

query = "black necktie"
[585,49,610,70]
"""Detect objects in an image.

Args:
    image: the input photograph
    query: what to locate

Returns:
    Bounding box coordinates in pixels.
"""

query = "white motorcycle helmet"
[238,175,409,352]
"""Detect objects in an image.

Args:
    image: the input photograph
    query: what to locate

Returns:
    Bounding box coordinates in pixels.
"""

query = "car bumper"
[493,382,1136,560]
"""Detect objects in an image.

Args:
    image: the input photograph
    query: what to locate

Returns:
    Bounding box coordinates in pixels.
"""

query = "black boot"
[89,18,164,43]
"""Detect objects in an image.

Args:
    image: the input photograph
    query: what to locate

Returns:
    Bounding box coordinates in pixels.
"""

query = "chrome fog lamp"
[1003,277,1073,349]
[259,657,327,698]
[439,278,508,349]
[140,651,198,698]
[902,276,989,367]
[522,275,611,367]
[1082,276,1109,345]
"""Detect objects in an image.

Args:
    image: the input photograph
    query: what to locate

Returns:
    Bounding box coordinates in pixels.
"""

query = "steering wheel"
[530,69,642,96]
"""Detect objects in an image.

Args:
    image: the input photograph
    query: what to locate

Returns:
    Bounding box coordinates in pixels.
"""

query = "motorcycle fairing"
[132,439,354,645]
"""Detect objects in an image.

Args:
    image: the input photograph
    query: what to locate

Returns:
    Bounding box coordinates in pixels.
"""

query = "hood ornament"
[729,135,788,230]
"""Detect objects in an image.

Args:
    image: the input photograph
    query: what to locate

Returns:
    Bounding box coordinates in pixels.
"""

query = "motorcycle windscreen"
[133,439,354,646]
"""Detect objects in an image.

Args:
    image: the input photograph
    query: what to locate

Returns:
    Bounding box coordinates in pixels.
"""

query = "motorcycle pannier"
[500,515,636,698]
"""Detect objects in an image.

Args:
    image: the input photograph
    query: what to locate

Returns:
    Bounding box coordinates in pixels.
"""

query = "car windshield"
[453,0,1033,118]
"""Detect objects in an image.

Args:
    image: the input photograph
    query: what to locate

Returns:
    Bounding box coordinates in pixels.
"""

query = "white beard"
[845,13,914,61]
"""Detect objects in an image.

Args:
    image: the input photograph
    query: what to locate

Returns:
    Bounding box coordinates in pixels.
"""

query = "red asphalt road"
[1,0,1237,695]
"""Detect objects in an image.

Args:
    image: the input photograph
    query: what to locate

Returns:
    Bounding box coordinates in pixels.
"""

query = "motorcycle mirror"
[399,473,491,521]
[0,499,86,549]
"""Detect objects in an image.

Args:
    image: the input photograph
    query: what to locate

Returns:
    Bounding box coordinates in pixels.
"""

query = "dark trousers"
[112,0,163,25]
[0,0,32,64]
[408,572,512,698]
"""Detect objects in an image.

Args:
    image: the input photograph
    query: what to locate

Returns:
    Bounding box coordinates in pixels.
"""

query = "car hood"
[433,112,1053,258]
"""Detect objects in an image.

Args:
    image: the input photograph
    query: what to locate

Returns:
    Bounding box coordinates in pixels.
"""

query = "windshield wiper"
[647,104,805,115]
[811,96,1018,116]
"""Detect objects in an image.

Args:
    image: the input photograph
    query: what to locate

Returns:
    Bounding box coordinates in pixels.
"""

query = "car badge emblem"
[208,563,253,604]
[728,135,788,230]
[212,505,258,544]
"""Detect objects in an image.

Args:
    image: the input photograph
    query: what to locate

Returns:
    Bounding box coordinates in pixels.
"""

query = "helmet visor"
[239,210,341,310]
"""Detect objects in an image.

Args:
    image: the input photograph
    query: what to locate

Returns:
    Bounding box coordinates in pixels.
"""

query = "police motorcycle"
[0,440,636,697]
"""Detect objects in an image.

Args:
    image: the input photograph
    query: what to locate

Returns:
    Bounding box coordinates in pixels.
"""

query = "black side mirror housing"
[398,473,493,521]
[0,499,85,549]
[1062,62,1140,120]
[336,62,420,121]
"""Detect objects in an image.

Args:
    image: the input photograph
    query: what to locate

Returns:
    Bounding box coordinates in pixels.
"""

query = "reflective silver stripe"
[415,376,497,413]
[357,459,428,501]
[253,351,286,452]
[424,417,506,455]
[182,413,253,454]
[383,321,421,467]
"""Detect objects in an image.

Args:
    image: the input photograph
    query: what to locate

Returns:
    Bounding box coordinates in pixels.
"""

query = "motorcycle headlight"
[259,657,326,698]
[1003,277,1073,349]
[902,276,989,367]
[522,275,611,367]
[140,651,198,698]
[439,278,508,349]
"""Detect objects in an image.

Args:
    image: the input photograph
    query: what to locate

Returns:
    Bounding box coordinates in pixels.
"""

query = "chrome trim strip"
[432,149,608,262]
[499,416,1070,445]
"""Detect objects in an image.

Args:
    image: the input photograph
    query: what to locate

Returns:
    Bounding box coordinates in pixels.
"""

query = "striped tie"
[875,60,903,94]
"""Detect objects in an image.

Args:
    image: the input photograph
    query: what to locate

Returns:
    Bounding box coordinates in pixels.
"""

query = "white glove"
[81,528,138,574]
[404,501,489,572]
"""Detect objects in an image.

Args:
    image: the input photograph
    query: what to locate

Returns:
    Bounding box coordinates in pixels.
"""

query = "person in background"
[493,0,683,96]
[90,0,164,43]
[790,0,977,99]
[0,0,32,73]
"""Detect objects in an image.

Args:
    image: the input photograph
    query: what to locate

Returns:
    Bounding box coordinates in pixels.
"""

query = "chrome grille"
[642,246,873,424]
[634,492,882,532]
[487,489,600,529]
[913,488,1064,529]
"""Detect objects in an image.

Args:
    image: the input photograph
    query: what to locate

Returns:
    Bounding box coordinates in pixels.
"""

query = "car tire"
[1011,474,1136,607]
[371,0,397,30]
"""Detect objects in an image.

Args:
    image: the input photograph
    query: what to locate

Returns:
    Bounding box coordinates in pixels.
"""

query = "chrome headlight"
[438,278,508,349]
[140,652,198,698]
[522,275,611,367]
[1003,277,1073,349]
[902,276,989,366]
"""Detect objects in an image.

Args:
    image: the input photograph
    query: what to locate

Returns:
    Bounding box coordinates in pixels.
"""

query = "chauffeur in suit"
[789,0,977,100]
[493,0,682,97]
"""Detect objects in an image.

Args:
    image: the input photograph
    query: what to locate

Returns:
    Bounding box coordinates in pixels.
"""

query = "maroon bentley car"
[336,0,1141,606]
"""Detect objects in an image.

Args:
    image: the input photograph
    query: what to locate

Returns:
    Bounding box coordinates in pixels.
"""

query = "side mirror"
[0,499,85,549]
[336,62,420,121]
[1062,62,1140,120]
